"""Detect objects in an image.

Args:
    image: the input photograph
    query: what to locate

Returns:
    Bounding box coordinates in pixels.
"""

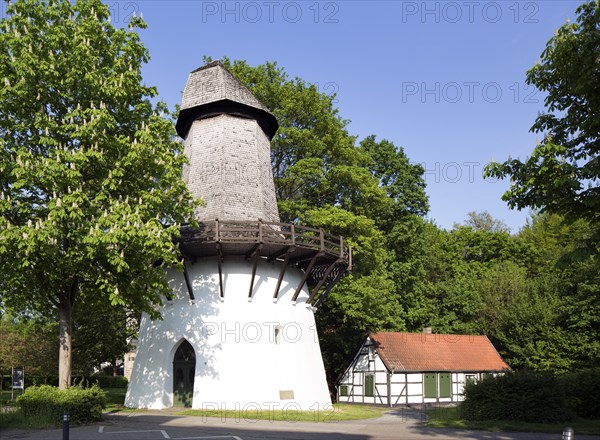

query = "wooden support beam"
[319,228,325,251]
[216,243,224,299]
[182,261,195,301]
[245,243,261,260]
[289,252,323,265]
[348,245,353,270]
[273,252,291,300]
[307,259,341,304]
[291,253,321,302]
[312,265,346,308]
[247,246,262,300]
[267,245,294,262]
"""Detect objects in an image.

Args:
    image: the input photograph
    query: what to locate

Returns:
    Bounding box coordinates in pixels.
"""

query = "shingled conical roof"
[175,61,278,139]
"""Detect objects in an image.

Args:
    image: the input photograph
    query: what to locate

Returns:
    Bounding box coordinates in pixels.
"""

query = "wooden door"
[173,341,195,407]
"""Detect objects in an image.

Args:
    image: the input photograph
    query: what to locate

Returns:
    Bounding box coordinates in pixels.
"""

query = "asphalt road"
[1,409,599,440]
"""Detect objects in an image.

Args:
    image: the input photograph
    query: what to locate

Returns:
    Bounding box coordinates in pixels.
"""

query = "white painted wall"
[125,256,331,410]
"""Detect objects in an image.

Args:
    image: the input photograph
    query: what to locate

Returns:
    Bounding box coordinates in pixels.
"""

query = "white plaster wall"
[125,257,331,410]
[354,354,369,371]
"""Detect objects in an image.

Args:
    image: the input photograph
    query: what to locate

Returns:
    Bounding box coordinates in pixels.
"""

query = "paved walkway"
[1,409,599,440]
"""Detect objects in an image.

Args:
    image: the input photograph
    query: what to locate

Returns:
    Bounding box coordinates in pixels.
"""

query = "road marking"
[174,437,243,440]
[101,429,171,438]
[97,427,243,440]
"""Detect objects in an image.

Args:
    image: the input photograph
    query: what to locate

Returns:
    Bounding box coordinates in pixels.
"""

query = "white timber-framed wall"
[337,336,504,406]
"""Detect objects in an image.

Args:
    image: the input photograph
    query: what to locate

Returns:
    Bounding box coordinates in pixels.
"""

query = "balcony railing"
[182,219,352,265]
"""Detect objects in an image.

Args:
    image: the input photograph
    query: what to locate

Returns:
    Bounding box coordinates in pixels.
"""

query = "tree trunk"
[58,292,73,389]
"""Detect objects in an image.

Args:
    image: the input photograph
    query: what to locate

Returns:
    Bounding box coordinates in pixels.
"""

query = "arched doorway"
[173,340,195,407]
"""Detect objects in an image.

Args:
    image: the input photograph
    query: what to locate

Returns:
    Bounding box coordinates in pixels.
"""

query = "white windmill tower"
[125,61,351,410]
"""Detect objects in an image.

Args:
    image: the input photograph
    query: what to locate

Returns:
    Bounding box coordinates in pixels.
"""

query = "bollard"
[62,412,70,440]
[562,427,574,440]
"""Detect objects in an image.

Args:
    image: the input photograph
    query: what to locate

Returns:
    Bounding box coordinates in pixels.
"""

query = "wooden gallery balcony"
[177,220,352,307]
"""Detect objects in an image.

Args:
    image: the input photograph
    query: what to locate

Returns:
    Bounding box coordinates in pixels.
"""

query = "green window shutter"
[340,385,348,396]
[365,374,374,397]
[424,373,437,398]
[439,373,451,398]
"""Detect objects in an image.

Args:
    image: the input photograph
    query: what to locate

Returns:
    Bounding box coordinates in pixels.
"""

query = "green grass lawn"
[179,404,387,422]
[103,387,146,413]
[426,406,600,436]
[103,387,126,410]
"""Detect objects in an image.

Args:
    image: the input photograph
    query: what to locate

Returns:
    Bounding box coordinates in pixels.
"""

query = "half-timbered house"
[337,330,510,406]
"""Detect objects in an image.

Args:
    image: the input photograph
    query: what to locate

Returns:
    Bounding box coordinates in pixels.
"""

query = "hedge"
[75,375,128,389]
[460,369,600,422]
[561,368,600,419]
[1,374,128,390]
[17,384,107,425]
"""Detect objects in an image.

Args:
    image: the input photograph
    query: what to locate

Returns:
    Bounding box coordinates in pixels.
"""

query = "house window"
[364,374,374,397]
[424,373,452,398]
[439,373,451,398]
[465,374,476,384]
[340,385,348,396]
[424,373,437,398]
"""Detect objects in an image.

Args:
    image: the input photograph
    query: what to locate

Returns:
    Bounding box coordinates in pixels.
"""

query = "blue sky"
[115,0,581,232]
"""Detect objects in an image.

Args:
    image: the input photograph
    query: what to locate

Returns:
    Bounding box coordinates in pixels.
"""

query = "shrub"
[1,374,58,389]
[1,374,128,390]
[78,375,128,389]
[561,368,600,418]
[17,384,107,425]
[460,372,573,423]
[27,375,59,387]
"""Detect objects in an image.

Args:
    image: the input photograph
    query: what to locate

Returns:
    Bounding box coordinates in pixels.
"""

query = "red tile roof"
[369,332,510,373]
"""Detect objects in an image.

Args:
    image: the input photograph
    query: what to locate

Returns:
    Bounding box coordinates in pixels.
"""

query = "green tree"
[483,2,600,370]
[495,271,574,372]
[0,315,58,377]
[485,1,600,225]
[456,210,510,233]
[214,57,429,383]
[416,220,534,337]
[0,0,197,388]
[515,214,600,370]
[71,299,136,376]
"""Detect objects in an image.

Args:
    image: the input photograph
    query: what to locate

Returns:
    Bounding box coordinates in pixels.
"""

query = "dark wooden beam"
[291,253,321,302]
[307,259,341,304]
[247,246,261,300]
[216,243,224,299]
[273,252,291,300]
[312,266,346,308]
[267,245,294,262]
[289,251,324,265]
[182,261,195,301]
[245,243,262,260]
